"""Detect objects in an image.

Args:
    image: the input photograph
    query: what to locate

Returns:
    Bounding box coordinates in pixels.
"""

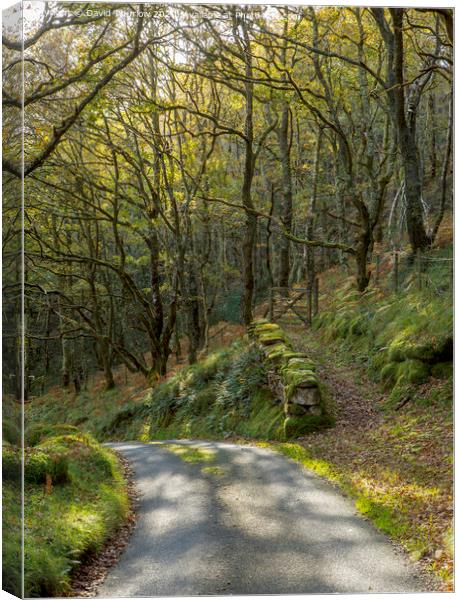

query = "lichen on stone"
[257,331,288,346]
[264,343,294,364]
[249,320,334,439]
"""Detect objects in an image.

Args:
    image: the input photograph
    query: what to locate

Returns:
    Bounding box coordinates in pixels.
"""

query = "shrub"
[25,448,69,484]
[26,423,80,446]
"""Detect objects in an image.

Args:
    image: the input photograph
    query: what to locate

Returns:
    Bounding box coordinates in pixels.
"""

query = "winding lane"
[98,440,423,596]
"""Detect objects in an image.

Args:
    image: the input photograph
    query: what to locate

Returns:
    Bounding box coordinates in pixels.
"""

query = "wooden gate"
[268,280,319,325]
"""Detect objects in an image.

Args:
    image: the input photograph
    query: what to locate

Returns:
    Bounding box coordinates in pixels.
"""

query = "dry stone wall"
[248,319,333,437]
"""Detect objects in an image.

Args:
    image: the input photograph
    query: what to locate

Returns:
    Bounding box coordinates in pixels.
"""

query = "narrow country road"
[98,440,423,596]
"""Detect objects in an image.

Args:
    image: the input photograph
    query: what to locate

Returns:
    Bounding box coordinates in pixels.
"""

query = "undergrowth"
[148,341,287,441]
[313,252,452,409]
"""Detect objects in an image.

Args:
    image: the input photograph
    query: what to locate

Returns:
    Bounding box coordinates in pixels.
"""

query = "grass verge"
[2,429,129,597]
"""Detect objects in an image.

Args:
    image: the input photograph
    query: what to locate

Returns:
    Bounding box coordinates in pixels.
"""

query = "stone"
[286,357,316,371]
[290,386,321,407]
[287,403,309,416]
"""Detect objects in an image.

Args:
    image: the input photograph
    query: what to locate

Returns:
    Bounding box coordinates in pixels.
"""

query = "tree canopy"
[2,2,453,392]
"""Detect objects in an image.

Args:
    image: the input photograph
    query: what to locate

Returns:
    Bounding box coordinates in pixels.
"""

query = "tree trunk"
[239,16,256,327]
[277,104,293,291]
[390,9,430,253]
[306,130,322,323]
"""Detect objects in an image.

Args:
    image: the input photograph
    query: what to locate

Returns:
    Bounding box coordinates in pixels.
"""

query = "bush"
[26,423,80,446]
[25,448,69,484]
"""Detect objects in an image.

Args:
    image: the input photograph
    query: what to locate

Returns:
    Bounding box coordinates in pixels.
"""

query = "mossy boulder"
[258,331,288,346]
[252,322,281,334]
[387,329,452,365]
[284,357,316,372]
[405,336,453,364]
[283,367,318,394]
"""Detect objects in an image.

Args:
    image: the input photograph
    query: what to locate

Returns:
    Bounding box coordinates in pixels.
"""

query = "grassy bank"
[26,339,332,444]
[2,427,129,597]
[147,341,286,441]
[311,249,452,409]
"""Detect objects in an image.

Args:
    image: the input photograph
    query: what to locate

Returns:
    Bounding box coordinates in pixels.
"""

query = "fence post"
[393,251,399,293]
[313,277,319,316]
[306,286,312,326]
[416,248,422,291]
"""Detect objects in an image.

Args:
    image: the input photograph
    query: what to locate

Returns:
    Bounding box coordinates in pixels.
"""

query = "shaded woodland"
[2,2,453,394]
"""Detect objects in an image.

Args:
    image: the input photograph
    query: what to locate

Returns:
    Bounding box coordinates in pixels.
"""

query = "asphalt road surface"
[98,440,423,596]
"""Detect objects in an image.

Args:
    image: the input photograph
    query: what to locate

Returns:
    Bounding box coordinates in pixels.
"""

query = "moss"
[283,369,318,401]
[250,318,270,328]
[405,336,453,364]
[395,359,430,386]
[257,331,288,346]
[252,322,281,334]
[283,411,334,439]
[284,357,316,371]
[287,403,311,416]
[264,343,294,364]
[26,423,80,447]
